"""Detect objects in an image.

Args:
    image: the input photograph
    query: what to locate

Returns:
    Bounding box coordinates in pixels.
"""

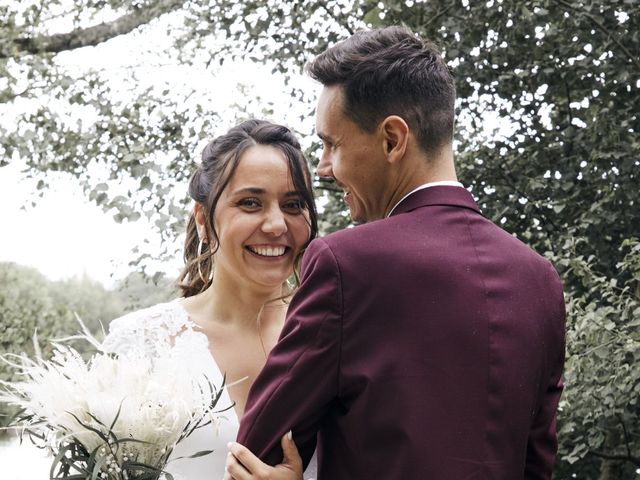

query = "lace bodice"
[103,300,317,480]
[102,300,207,358]
[102,300,239,480]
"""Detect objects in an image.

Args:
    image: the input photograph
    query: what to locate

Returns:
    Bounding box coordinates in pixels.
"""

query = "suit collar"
[388,185,481,217]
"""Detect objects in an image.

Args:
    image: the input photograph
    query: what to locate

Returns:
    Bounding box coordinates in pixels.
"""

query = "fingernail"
[227,441,233,448]
[287,430,293,440]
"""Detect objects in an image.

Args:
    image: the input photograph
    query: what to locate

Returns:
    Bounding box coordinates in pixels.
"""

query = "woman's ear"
[381,115,409,164]
[193,203,207,242]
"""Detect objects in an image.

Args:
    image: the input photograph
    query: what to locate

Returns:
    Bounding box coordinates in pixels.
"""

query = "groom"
[233,26,565,479]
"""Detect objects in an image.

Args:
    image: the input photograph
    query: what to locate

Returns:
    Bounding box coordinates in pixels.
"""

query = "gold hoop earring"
[197,239,213,283]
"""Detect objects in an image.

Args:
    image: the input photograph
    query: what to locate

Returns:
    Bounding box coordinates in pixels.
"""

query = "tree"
[0,262,77,433]
[2,0,638,477]
[0,262,176,434]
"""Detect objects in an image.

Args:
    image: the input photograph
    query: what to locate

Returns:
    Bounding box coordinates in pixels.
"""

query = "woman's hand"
[224,431,303,480]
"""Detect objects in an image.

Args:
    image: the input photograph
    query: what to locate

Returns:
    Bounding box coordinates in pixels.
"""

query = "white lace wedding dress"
[102,300,237,480]
[102,300,317,480]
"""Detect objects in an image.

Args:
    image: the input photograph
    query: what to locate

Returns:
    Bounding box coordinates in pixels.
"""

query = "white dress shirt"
[387,181,464,217]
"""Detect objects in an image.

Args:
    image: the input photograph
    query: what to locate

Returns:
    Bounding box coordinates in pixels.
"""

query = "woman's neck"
[187,269,285,330]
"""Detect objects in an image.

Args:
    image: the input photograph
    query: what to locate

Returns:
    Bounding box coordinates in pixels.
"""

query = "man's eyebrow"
[317,132,331,142]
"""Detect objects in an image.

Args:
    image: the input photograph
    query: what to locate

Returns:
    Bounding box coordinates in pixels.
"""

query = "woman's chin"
[248,271,292,293]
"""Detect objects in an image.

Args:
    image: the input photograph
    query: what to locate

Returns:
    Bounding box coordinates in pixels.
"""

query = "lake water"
[0,435,50,480]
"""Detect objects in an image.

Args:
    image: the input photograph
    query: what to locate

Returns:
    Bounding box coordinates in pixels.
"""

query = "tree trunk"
[1,0,187,58]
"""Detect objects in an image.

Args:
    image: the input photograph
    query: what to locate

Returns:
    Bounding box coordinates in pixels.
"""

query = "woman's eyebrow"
[231,188,303,197]
[231,187,265,195]
[284,190,305,198]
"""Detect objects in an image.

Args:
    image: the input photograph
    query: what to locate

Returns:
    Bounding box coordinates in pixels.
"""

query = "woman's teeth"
[247,246,287,257]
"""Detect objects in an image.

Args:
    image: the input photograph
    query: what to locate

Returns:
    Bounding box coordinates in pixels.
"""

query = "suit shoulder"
[317,218,390,250]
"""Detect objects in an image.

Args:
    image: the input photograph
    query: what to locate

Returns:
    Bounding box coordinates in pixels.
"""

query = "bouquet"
[0,323,228,480]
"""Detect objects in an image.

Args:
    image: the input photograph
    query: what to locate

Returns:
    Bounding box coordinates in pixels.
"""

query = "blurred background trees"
[0,262,175,432]
[1,1,638,477]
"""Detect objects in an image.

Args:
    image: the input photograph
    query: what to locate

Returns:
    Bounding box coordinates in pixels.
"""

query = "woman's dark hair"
[177,119,318,298]
[306,26,456,155]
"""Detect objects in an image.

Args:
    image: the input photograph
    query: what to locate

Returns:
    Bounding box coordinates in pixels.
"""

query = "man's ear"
[381,115,409,164]
[193,202,207,242]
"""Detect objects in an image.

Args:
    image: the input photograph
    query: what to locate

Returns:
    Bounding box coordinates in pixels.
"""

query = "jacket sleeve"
[236,238,342,467]
[525,264,566,479]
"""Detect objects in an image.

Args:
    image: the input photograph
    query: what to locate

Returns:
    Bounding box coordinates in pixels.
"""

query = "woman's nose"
[262,206,288,236]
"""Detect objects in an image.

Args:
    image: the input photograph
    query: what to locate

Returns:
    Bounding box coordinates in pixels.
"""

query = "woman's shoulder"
[107,300,190,333]
[102,300,197,355]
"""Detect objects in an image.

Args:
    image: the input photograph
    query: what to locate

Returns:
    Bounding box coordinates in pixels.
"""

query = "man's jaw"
[334,180,351,201]
[332,180,364,222]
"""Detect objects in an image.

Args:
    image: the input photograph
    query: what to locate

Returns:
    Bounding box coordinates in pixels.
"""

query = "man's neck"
[382,148,458,218]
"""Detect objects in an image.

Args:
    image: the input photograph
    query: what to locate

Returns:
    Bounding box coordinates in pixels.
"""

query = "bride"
[102,119,318,480]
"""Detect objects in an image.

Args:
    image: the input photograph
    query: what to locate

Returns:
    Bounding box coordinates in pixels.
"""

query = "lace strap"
[102,300,200,357]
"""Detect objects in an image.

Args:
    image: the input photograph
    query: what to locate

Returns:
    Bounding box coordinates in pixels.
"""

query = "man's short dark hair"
[306,26,456,155]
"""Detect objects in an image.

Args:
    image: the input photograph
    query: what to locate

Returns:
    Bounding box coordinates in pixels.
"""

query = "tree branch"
[423,3,456,30]
[314,184,344,194]
[616,414,634,460]
[0,85,38,103]
[588,449,640,467]
[316,0,355,35]
[1,0,187,59]
[551,0,640,72]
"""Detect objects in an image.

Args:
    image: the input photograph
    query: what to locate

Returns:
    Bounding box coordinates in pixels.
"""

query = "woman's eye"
[237,198,260,209]
[283,200,305,212]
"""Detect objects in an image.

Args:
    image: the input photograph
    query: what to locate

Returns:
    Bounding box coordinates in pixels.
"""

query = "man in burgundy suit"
[228,26,565,479]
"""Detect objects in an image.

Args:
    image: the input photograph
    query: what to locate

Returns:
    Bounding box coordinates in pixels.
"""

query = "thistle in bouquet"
[0,323,229,480]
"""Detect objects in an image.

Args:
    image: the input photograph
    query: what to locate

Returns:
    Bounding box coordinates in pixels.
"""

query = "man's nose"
[316,150,333,179]
[262,206,288,236]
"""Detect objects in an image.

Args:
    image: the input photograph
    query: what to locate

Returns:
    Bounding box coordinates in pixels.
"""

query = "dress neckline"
[171,298,242,423]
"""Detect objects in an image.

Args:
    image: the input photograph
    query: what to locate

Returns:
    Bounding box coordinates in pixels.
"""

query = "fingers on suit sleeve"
[280,431,303,471]
[226,442,265,476]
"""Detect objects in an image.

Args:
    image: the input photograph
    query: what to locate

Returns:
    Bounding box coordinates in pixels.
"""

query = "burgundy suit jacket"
[237,186,565,479]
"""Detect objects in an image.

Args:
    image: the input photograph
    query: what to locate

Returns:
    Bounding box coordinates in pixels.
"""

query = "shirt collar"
[387,181,464,218]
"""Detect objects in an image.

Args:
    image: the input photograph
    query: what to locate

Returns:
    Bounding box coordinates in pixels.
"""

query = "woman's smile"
[245,244,291,259]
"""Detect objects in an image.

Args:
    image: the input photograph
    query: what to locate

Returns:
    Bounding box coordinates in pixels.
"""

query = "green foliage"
[552,239,640,478]
[0,263,176,434]
[0,263,73,432]
[1,0,639,477]
[111,271,178,313]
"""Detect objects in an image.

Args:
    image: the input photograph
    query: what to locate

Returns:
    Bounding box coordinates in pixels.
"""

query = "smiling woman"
[101,119,319,480]
[212,144,312,292]
[179,120,318,297]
